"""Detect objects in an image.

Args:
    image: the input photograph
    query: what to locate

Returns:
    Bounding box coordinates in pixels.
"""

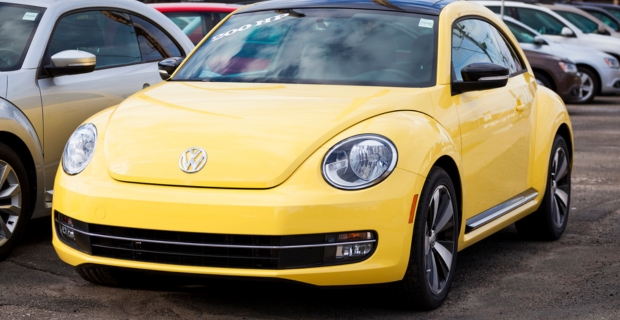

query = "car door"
[38,10,184,191]
[451,18,535,221]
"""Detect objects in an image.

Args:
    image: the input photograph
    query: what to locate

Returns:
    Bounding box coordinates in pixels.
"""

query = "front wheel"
[395,167,459,310]
[516,135,571,240]
[573,67,598,104]
[0,142,32,261]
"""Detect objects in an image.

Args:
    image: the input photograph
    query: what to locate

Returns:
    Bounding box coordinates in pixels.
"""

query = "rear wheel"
[0,142,32,261]
[395,167,459,310]
[516,135,571,240]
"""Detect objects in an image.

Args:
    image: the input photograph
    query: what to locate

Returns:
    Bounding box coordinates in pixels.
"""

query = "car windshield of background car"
[554,10,601,34]
[0,4,43,71]
[173,9,438,88]
[164,12,230,44]
[504,20,536,44]
[515,8,566,36]
[586,11,619,31]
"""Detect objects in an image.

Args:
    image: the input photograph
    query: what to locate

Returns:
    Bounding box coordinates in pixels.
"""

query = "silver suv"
[0,0,193,260]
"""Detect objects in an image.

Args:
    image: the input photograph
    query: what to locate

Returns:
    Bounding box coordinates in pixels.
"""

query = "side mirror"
[158,57,184,80]
[598,24,610,35]
[533,36,548,46]
[453,63,509,93]
[45,50,96,77]
[561,27,575,37]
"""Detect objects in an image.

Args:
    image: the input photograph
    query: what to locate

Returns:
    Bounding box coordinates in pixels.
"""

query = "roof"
[236,0,457,16]
[149,2,240,13]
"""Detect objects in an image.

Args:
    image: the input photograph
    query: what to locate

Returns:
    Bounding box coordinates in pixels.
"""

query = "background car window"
[515,8,567,35]
[586,11,620,31]
[163,12,227,44]
[130,15,183,61]
[452,19,518,80]
[554,11,600,34]
[504,20,536,44]
[48,11,141,69]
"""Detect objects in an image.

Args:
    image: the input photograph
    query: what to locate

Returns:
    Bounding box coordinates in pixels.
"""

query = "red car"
[151,3,240,44]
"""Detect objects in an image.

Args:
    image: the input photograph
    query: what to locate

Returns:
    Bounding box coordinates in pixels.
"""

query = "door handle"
[516,104,525,112]
[143,83,150,89]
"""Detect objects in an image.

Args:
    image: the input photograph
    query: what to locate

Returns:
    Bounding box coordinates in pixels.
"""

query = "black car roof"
[236,0,457,16]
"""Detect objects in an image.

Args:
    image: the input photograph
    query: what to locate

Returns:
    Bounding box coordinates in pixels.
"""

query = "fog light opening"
[331,231,375,260]
[58,213,75,241]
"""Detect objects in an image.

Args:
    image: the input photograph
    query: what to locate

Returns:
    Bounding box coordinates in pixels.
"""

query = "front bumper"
[52,160,423,286]
[600,67,620,94]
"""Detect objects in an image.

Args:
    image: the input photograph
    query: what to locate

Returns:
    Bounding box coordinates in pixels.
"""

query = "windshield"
[554,10,600,34]
[0,4,44,71]
[174,9,438,87]
[504,20,537,44]
[586,10,619,31]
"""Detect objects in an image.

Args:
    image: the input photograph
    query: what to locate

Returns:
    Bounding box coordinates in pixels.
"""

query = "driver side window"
[47,10,141,69]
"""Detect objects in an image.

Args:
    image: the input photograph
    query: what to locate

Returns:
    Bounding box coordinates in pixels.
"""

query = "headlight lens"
[604,57,620,68]
[62,123,97,175]
[558,61,577,73]
[322,134,397,190]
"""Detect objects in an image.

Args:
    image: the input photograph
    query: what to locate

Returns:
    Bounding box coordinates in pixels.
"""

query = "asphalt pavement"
[1,96,619,320]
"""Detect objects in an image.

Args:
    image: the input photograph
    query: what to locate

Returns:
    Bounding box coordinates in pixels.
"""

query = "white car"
[0,0,193,260]
[502,16,620,103]
[479,1,620,102]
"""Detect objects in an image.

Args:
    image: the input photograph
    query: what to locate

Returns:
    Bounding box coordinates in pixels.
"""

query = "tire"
[534,71,553,90]
[573,66,598,104]
[394,167,459,310]
[0,142,32,261]
[76,265,134,286]
[516,135,571,240]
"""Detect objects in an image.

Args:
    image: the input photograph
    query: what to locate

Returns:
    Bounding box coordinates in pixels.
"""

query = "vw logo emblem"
[179,147,207,173]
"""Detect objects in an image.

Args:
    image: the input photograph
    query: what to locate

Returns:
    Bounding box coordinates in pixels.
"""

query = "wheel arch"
[532,68,556,92]
[0,99,46,217]
[432,155,462,229]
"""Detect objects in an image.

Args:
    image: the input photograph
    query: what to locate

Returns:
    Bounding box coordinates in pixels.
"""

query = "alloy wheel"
[424,185,456,294]
[577,72,594,102]
[550,147,570,228]
[0,160,22,247]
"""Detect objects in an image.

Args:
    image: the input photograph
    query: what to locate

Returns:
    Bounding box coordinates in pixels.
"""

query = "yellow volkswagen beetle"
[52,0,573,310]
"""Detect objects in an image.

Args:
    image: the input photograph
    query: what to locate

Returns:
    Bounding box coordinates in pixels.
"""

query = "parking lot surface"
[1,97,619,319]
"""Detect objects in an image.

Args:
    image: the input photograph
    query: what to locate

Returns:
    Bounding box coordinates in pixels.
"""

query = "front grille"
[55,211,377,270]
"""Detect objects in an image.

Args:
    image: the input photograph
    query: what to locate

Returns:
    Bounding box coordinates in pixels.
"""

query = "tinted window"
[554,10,599,34]
[174,9,438,88]
[452,19,520,81]
[164,12,228,45]
[586,11,619,31]
[48,11,141,69]
[0,4,43,71]
[131,15,183,61]
[605,8,620,21]
[515,8,568,35]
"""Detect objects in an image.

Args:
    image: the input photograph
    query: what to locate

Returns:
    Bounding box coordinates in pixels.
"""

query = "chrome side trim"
[466,188,538,233]
[479,75,509,81]
[55,220,376,250]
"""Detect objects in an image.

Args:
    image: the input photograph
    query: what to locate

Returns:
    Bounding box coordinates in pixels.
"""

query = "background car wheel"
[394,167,459,310]
[534,71,553,89]
[0,142,32,261]
[573,67,598,104]
[516,135,571,240]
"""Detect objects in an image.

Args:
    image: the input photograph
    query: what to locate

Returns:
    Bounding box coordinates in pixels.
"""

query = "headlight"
[62,123,97,175]
[322,134,397,190]
[604,57,620,68]
[558,61,577,73]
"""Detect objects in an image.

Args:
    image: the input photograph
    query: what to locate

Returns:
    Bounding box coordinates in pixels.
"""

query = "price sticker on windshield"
[23,12,38,21]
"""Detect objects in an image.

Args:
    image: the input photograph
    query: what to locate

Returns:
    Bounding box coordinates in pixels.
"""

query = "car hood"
[104,82,434,188]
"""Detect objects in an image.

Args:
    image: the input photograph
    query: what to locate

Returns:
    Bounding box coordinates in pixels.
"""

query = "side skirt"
[465,188,538,233]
